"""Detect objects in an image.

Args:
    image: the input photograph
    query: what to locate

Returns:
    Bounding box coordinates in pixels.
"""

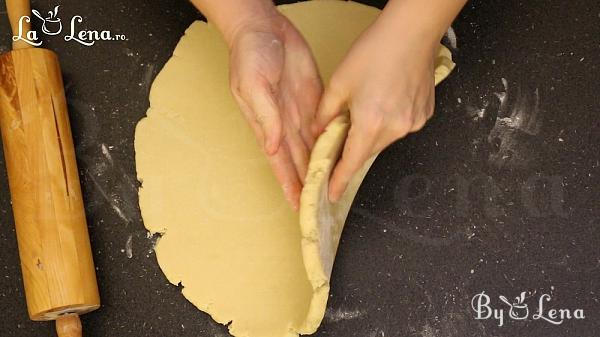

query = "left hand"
[227,11,322,210]
[313,18,439,202]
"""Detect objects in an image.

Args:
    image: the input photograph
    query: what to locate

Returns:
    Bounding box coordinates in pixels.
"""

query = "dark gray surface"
[0,0,598,336]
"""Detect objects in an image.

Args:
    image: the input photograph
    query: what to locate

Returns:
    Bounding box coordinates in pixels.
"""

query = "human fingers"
[241,81,283,155]
[231,89,267,146]
[313,80,347,137]
[410,82,435,133]
[296,76,322,149]
[283,120,310,184]
[328,124,377,202]
[266,143,303,210]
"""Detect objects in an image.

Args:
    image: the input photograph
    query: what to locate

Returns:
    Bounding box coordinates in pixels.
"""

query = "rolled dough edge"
[298,115,349,332]
[298,45,456,333]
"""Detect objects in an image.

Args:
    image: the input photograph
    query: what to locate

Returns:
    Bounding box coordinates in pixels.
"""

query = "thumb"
[249,85,283,155]
[313,85,346,137]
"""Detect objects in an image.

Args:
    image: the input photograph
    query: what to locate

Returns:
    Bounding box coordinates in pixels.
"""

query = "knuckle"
[392,123,411,139]
[391,113,413,138]
[362,95,394,114]
[411,118,427,132]
[362,114,384,136]
[240,77,269,97]
[426,104,435,119]
[379,98,399,116]
[229,77,242,96]
[255,112,266,124]
[352,100,393,136]
[237,79,254,97]
[256,109,275,127]
[401,109,416,126]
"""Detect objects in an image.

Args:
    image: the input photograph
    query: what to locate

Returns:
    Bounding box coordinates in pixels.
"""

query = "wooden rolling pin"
[0,0,100,336]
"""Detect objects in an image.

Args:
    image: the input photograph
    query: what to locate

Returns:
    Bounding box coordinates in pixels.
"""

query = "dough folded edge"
[297,45,456,333]
[298,115,351,333]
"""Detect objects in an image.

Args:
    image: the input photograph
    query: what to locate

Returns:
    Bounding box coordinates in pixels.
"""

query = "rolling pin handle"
[6,0,33,49]
[56,315,82,337]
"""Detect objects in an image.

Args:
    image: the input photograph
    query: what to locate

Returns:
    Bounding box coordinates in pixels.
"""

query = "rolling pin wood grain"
[0,0,100,335]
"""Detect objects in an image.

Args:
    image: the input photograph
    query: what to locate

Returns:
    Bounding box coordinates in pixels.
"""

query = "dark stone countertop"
[0,0,598,336]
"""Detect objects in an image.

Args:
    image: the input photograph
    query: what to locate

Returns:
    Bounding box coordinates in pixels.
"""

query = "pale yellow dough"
[135,1,454,337]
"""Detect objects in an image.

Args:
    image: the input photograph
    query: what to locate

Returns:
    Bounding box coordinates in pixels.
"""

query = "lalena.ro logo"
[13,5,127,47]
[471,291,585,327]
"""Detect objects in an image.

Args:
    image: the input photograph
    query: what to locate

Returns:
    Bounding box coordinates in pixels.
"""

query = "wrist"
[369,14,439,58]
[378,0,463,47]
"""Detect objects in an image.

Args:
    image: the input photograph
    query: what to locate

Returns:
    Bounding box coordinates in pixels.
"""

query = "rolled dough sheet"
[134,1,454,337]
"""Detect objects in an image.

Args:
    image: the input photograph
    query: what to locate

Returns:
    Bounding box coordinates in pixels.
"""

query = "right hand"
[226,9,323,210]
